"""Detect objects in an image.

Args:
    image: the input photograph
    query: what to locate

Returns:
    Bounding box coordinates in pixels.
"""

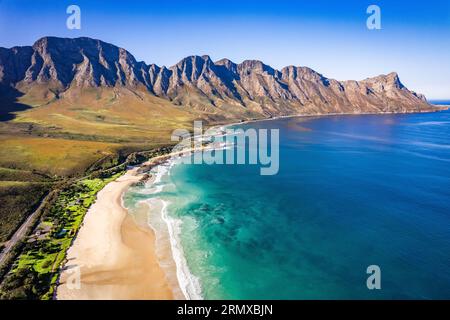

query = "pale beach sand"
[56,168,180,300]
[56,147,212,300]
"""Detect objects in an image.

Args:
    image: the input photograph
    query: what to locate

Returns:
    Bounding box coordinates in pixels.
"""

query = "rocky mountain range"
[0,36,435,121]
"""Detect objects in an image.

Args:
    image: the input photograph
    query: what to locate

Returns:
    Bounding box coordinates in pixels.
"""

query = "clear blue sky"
[0,0,449,99]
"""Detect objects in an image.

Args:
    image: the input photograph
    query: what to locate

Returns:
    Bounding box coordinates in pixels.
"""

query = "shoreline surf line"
[57,108,447,300]
[139,159,204,300]
[56,168,177,299]
[56,146,216,300]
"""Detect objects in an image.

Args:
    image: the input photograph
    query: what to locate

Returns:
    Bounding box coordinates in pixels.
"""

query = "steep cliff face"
[0,36,434,120]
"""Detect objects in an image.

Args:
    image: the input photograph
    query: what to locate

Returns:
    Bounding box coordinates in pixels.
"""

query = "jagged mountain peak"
[0,36,433,118]
[215,58,238,74]
[170,55,216,84]
[362,71,400,82]
[238,59,277,75]
[281,65,326,81]
[215,58,235,66]
[361,72,405,90]
[175,54,213,65]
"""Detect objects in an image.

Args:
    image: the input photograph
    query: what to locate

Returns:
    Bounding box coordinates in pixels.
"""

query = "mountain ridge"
[0,36,436,121]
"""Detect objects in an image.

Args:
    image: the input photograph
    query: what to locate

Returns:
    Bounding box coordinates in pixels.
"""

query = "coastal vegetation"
[0,136,120,176]
[0,146,172,299]
[0,36,444,300]
[11,87,196,144]
[0,172,123,299]
[0,109,182,289]
[0,180,51,244]
[0,82,196,266]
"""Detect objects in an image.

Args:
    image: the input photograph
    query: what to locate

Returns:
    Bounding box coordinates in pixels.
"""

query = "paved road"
[0,159,135,269]
[0,149,170,269]
[0,191,54,267]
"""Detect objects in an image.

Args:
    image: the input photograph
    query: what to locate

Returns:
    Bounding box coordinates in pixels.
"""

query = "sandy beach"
[57,167,180,300]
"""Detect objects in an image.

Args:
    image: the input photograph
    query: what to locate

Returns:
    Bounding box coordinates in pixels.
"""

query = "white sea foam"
[326,131,389,143]
[125,138,234,299]
[159,199,203,300]
[414,121,450,126]
[410,141,450,150]
[136,157,203,300]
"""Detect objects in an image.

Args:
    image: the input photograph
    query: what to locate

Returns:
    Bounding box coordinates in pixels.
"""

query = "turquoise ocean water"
[124,108,450,299]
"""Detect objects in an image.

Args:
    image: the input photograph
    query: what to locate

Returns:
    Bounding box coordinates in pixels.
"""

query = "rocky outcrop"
[0,36,435,118]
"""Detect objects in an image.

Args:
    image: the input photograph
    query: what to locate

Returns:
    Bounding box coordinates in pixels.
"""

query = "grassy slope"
[0,168,52,245]
[0,84,215,281]
[0,181,51,244]
[0,136,120,177]
[0,167,49,182]
[0,86,200,177]
[13,87,197,143]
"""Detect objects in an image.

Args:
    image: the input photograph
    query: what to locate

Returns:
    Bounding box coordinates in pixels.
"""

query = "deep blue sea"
[125,108,450,299]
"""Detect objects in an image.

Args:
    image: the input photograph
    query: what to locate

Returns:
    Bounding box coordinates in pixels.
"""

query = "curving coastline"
[134,161,203,300]
[56,109,448,300]
[56,149,211,300]
[56,167,180,299]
